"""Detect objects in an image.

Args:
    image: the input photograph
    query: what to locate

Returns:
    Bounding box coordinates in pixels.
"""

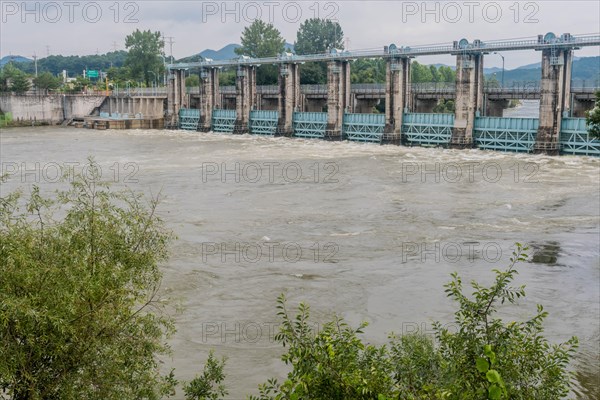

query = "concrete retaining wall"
[0,95,106,123]
[98,97,165,118]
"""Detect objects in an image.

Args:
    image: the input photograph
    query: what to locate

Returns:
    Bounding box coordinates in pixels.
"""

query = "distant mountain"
[515,61,541,70]
[179,42,296,62]
[485,56,599,84]
[199,43,240,60]
[484,67,503,74]
[0,55,32,66]
[284,43,295,53]
[515,55,582,70]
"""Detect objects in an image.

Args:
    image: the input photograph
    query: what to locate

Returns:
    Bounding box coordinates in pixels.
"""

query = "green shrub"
[249,244,578,400]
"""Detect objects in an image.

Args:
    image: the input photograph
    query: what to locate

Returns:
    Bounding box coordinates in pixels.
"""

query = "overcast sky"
[1,0,599,69]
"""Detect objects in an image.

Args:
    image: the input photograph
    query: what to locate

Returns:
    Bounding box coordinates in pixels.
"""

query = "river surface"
[1,127,599,399]
[502,99,540,118]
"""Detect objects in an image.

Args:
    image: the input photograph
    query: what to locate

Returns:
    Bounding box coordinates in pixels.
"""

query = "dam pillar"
[451,46,484,148]
[535,33,574,155]
[277,62,301,136]
[384,51,411,144]
[199,67,220,132]
[484,98,510,117]
[326,60,351,140]
[572,97,594,118]
[167,68,188,128]
[234,64,257,134]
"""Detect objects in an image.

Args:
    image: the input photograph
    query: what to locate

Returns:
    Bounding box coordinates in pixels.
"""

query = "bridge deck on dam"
[128,83,599,101]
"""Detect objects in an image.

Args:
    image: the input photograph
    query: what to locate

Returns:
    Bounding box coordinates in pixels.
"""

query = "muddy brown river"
[1,127,598,399]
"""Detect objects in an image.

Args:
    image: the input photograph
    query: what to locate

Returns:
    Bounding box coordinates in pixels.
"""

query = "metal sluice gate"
[178,108,599,156]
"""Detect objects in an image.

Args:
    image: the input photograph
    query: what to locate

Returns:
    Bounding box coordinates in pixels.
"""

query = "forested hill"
[491,56,599,84]
[6,51,128,76]
[4,50,598,84]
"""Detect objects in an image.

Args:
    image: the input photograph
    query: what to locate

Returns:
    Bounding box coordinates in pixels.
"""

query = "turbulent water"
[1,127,599,399]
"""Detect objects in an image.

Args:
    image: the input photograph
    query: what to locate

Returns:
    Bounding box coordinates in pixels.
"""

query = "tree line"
[1,20,456,95]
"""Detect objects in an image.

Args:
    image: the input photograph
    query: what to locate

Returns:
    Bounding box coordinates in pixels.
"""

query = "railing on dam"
[402,113,454,146]
[125,79,599,98]
[474,117,539,152]
[168,33,600,69]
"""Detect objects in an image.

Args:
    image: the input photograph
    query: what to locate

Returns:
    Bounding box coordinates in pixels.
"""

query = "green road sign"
[87,70,98,78]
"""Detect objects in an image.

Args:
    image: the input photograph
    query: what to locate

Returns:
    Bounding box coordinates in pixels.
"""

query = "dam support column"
[535,34,574,154]
[451,45,484,148]
[384,53,411,144]
[277,62,300,136]
[199,67,220,132]
[326,60,351,140]
[167,68,188,128]
[484,98,510,117]
[234,64,257,134]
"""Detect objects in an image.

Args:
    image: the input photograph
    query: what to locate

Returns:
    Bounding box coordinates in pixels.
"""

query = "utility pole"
[112,41,118,52]
[164,35,175,64]
[32,53,38,77]
[493,52,505,88]
[45,45,50,56]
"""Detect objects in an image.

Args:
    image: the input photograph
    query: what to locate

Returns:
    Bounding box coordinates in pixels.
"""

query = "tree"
[433,99,455,113]
[294,18,344,55]
[486,75,501,89]
[0,63,21,91]
[434,244,578,399]
[9,72,31,94]
[183,351,228,400]
[186,74,200,88]
[294,18,344,84]
[351,59,386,84]
[0,160,176,399]
[33,72,61,93]
[429,65,441,82]
[235,20,285,85]
[219,69,236,86]
[411,61,433,83]
[585,91,600,139]
[125,29,165,86]
[236,19,285,59]
[70,76,92,93]
[106,66,132,86]
[8,51,129,76]
[439,65,455,83]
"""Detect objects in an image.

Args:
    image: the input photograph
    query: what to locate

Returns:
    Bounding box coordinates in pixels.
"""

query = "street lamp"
[147,71,157,94]
[493,51,505,88]
[161,54,167,85]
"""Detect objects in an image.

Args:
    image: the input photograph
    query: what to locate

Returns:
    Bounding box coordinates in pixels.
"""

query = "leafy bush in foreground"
[249,245,578,400]
[0,161,176,399]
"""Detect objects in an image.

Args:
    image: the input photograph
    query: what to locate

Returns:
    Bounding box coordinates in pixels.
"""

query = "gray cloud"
[1,1,599,68]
